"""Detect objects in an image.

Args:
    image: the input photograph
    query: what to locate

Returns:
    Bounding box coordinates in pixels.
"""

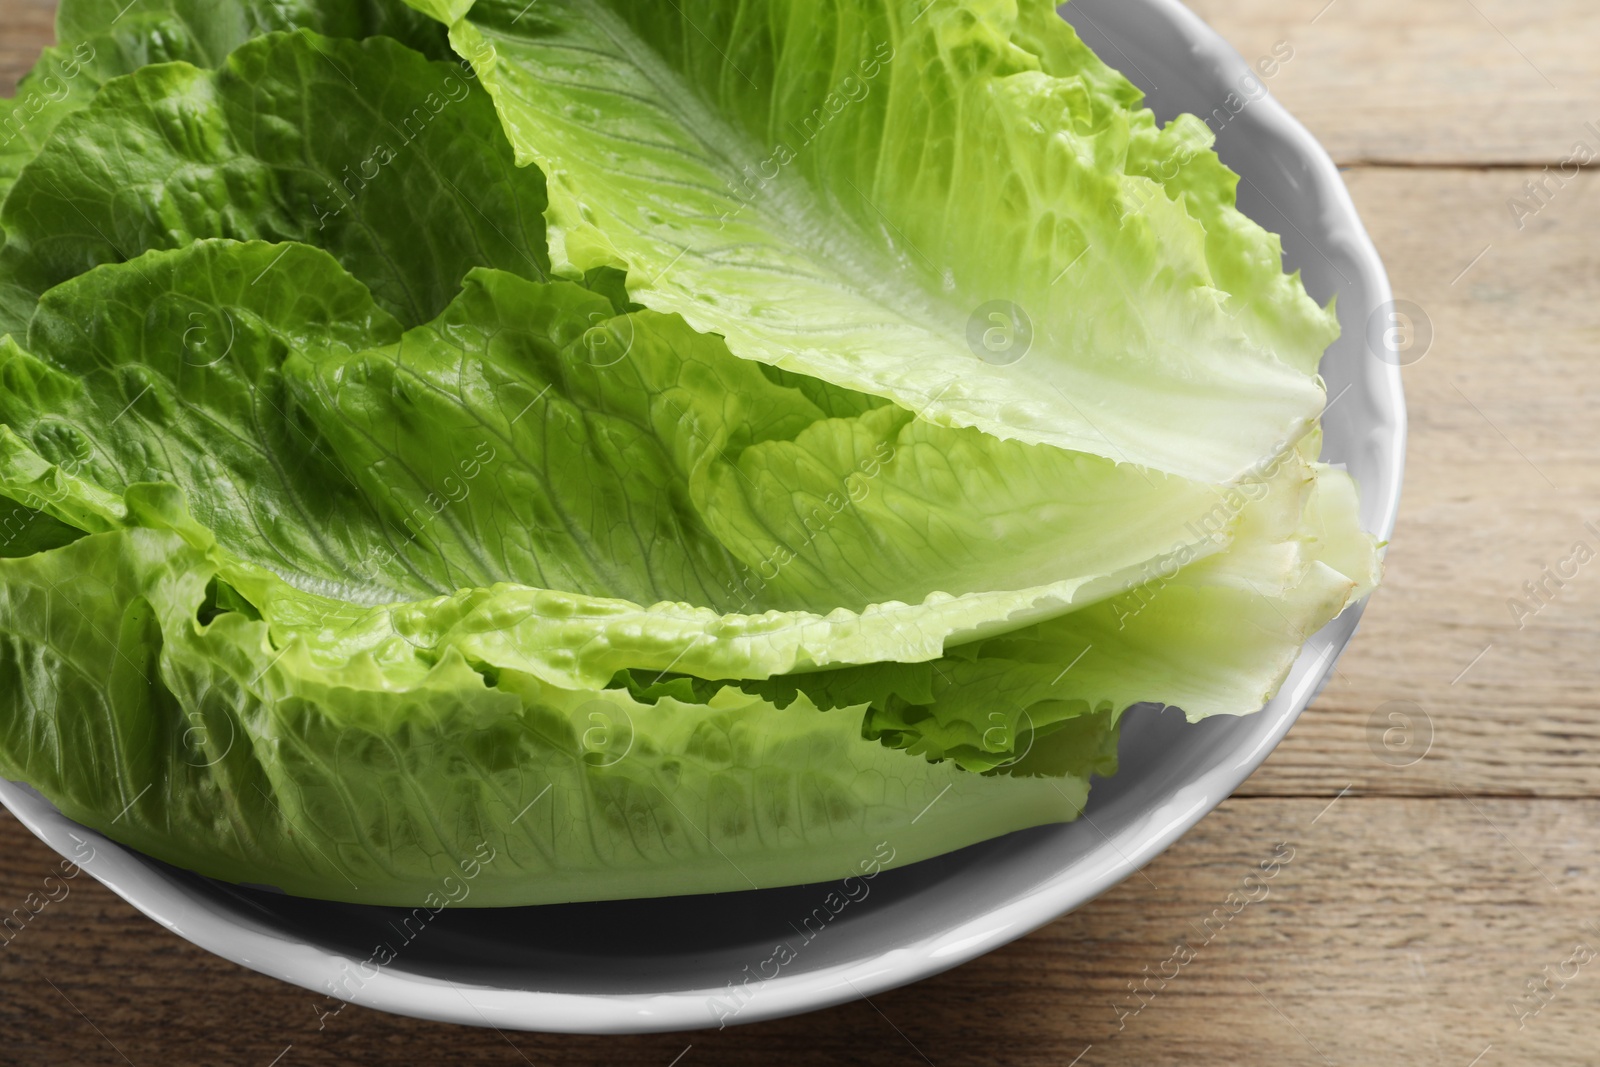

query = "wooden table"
[2,1,1597,1063]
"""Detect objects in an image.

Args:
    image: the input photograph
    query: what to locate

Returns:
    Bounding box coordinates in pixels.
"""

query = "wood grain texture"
[0,0,51,96]
[1185,0,1600,165]
[1,0,1598,1064]
[5,798,1599,1066]
[1239,166,1600,799]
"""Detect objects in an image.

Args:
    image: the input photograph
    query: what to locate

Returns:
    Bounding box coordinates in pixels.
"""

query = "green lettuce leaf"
[0,493,82,558]
[0,523,1088,905]
[0,401,1365,903]
[0,0,449,222]
[1,30,547,334]
[414,0,1336,483]
[1,240,1270,691]
[627,443,1377,771]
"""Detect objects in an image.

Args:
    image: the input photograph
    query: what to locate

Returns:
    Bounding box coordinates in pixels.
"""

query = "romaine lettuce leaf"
[414,0,1337,483]
[0,523,1091,905]
[1,30,547,334]
[0,239,1261,688]
[0,0,449,223]
[625,445,1377,771]
[0,400,1369,902]
[0,492,81,557]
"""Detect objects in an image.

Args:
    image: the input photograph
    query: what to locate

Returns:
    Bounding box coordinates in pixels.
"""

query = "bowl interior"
[0,0,1403,1034]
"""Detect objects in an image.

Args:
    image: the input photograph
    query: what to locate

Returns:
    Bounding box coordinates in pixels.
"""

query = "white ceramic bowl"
[0,0,1404,1035]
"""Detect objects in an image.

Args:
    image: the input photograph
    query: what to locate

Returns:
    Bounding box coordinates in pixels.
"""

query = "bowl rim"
[0,0,1406,1035]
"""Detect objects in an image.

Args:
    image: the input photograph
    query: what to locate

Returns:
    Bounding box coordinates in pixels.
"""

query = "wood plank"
[1184,0,1600,165]
[4,798,1596,1064]
[0,0,50,96]
[1240,166,1600,798]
